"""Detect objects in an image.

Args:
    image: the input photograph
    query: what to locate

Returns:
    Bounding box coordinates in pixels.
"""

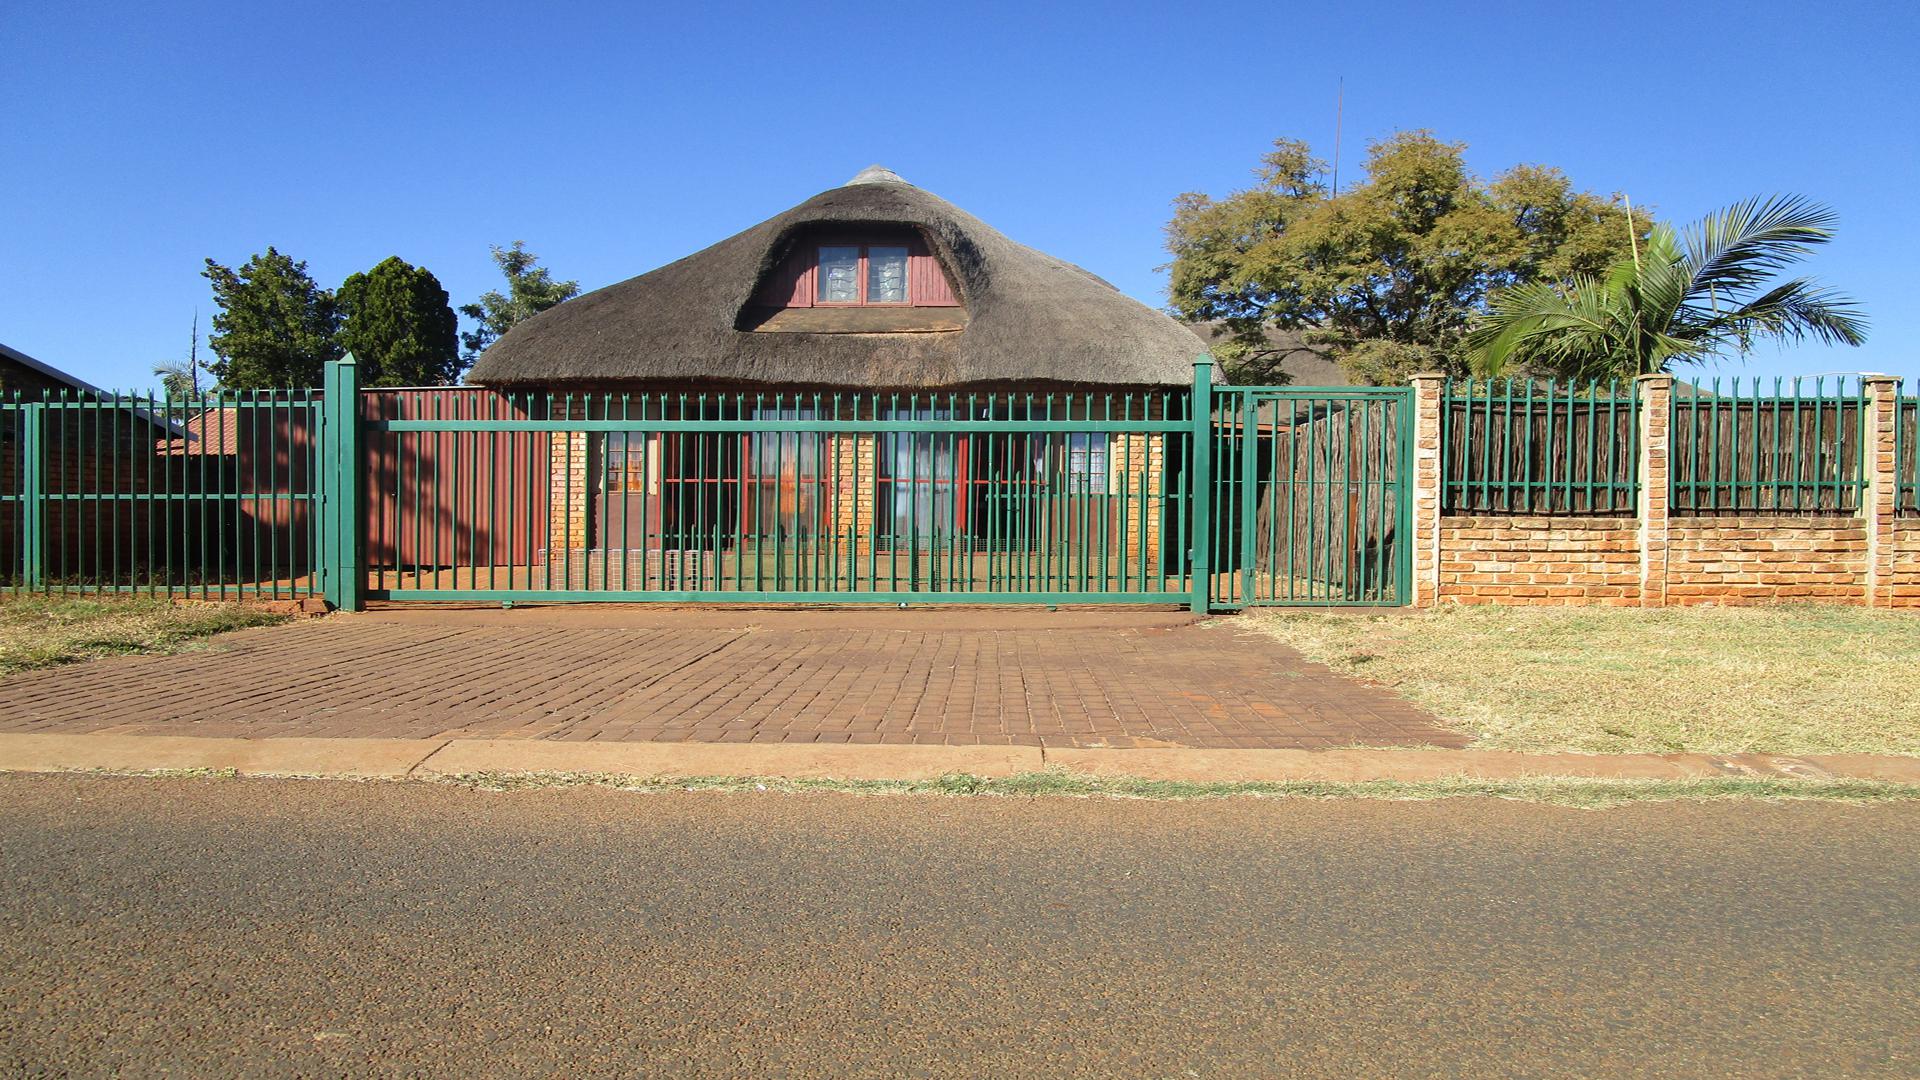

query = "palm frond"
[1683,195,1840,298]
[1702,277,1870,349]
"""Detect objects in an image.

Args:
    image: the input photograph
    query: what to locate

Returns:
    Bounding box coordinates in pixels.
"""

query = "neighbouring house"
[1183,323,1353,387]
[1,342,183,585]
[457,165,1209,588]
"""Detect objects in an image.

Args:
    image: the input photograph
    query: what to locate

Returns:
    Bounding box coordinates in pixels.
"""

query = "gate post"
[319,356,364,611]
[20,401,45,591]
[1188,357,1214,614]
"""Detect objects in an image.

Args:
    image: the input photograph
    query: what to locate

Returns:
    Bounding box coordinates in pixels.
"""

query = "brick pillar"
[1863,375,1901,608]
[1635,375,1673,608]
[1407,372,1445,608]
[1108,431,1162,566]
[832,431,878,554]
[548,430,589,566]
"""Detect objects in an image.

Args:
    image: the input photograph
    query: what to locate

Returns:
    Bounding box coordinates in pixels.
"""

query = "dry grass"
[1247,605,1920,756]
[0,596,288,676]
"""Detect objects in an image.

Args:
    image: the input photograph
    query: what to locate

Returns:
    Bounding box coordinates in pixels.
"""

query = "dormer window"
[817,244,911,305]
[743,227,962,332]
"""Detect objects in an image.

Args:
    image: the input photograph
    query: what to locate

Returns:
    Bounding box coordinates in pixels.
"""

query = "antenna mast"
[1331,77,1343,197]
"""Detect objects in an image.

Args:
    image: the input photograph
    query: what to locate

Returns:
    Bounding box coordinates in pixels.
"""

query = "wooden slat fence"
[1670,378,1868,515]
[1441,379,1640,515]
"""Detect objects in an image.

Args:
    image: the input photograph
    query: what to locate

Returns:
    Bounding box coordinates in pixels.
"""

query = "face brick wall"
[1438,517,1640,606]
[1886,519,1920,608]
[1664,518,1867,605]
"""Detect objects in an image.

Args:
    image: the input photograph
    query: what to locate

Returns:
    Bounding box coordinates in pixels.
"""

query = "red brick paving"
[0,608,1464,750]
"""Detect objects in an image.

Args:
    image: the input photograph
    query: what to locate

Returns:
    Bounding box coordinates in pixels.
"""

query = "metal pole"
[320,356,364,611]
[22,401,44,591]
[1188,357,1213,614]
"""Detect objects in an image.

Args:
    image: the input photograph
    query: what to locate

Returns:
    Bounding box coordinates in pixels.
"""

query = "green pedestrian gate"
[1205,385,1413,608]
[2,358,1412,611]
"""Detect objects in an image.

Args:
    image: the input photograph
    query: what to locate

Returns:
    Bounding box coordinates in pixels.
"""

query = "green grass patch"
[436,769,1920,809]
[0,595,289,676]
[1246,605,1920,756]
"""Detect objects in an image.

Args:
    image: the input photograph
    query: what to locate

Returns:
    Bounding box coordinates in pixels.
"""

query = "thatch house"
[461,167,1207,583]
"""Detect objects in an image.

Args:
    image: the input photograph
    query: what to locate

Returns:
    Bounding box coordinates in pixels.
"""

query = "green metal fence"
[1897,390,1918,515]
[1208,386,1412,606]
[2,358,1434,611]
[1441,379,1640,515]
[1,390,322,598]
[1671,377,1869,514]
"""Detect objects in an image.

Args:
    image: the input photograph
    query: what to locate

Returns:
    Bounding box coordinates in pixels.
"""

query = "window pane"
[1065,433,1108,491]
[818,246,860,303]
[867,246,909,303]
[751,408,818,540]
[883,409,956,544]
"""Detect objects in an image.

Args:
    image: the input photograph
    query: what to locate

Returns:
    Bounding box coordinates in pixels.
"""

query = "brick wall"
[1413,372,1917,610]
[1881,518,1920,608]
[1664,518,1868,605]
[1438,517,1640,606]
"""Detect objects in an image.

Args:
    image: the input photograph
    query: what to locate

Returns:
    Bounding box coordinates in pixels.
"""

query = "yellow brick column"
[1407,372,1446,608]
[1635,375,1674,608]
[547,428,589,583]
[1863,375,1901,608]
[1107,431,1160,570]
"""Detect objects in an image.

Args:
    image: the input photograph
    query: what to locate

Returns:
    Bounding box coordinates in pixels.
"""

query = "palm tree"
[1467,196,1867,380]
[154,312,209,398]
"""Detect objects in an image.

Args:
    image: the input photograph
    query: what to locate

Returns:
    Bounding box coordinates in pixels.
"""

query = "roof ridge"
[846,164,910,186]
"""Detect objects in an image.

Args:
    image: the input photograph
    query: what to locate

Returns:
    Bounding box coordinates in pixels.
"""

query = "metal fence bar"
[1440,378,1640,515]
[1897,390,1919,514]
[1671,376,1868,514]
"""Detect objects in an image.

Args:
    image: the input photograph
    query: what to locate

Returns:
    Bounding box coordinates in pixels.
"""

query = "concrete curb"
[416,739,1041,781]
[0,734,444,780]
[2,733,1918,785]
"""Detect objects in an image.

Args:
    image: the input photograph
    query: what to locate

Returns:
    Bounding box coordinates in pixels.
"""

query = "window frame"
[813,242,914,308]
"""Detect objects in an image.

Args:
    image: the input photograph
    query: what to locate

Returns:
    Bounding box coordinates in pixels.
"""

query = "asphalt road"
[1,776,1915,1078]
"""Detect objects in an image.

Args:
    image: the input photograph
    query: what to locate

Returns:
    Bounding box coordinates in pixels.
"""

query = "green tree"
[337,256,463,387]
[458,241,580,362]
[1467,196,1868,380]
[1165,132,1650,383]
[202,248,341,388]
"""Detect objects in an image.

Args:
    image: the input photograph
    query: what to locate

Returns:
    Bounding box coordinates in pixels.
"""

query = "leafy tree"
[202,248,341,388]
[153,312,211,397]
[458,241,580,362]
[1467,196,1867,380]
[337,256,462,386]
[1166,132,1650,383]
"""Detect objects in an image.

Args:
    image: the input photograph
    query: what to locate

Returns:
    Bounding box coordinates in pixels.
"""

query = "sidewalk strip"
[1,733,1916,786]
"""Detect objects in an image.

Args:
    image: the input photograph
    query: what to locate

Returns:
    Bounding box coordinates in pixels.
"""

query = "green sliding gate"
[2,356,1412,611]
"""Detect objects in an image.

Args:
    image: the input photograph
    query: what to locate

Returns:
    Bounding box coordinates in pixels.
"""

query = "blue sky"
[3,0,1914,390]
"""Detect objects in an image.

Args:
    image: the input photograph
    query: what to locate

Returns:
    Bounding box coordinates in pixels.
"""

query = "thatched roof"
[1183,323,1354,386]
[467,167,1206,388]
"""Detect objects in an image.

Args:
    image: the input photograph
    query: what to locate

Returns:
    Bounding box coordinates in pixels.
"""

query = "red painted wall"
[362,390,551,568]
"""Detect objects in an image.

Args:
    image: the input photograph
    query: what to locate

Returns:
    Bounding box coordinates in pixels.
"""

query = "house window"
[816,244,911,306]
[749,408,821,540]
[600,431,646,493]
[1062,433,1109,492]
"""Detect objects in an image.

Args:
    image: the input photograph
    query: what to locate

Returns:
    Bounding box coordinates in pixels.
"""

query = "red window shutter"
[909,244,959,307]
[753,248,814,308]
